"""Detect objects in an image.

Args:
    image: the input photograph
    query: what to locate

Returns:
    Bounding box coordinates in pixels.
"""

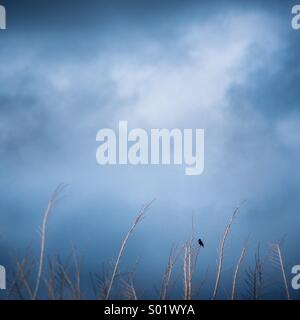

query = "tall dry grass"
[212,207,239,300]
[3,187,295,300]
[32,184,66,300]
[231,241,247,300]
[104,200,154,300]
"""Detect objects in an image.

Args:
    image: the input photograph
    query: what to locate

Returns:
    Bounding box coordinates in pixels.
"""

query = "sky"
[0,0,300,299]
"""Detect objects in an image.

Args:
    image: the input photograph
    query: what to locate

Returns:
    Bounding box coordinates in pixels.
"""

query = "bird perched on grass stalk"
[198,239,204,247]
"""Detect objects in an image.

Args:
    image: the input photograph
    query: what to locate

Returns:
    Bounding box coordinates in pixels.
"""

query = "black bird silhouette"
[198,239,204,248]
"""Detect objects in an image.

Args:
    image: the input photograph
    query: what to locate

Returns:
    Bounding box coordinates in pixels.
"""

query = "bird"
[198,238,204,248]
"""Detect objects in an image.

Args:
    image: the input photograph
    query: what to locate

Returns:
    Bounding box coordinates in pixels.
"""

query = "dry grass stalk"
[104,200,154,300]
[32,184,66,300]
[270,242,290,300]
[8,254,33,299]
[183,216,201,300]
[212,207,239,300]
[16,261,34,299]
[120,259,139,300]
[120,277,138,300]
[245,245,264,300]
[98,265,111,300]
[45,257,56,300]
[71,246,82,300]
[160,245,180,300]
[183,245,191,300]
[231,243,247,300]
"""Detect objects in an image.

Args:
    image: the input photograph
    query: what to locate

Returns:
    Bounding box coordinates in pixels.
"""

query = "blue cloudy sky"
[0,0,300,299]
